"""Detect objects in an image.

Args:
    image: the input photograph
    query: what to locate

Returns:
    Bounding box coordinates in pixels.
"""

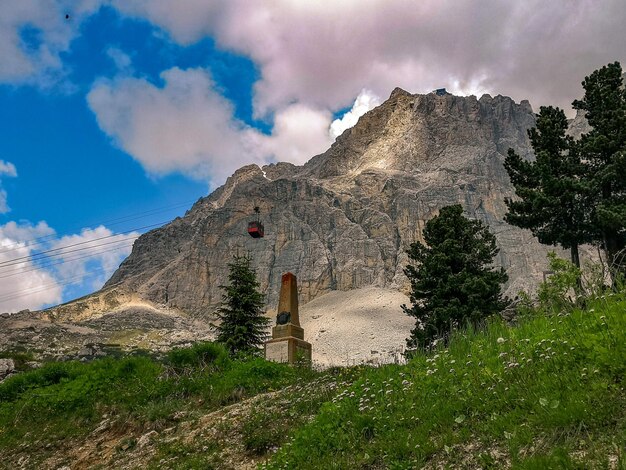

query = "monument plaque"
[264,272,312,364]
[265,341,289,362]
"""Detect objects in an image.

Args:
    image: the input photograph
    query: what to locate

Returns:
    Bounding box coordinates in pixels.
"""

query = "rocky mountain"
[3,87,581,365]
[101,87,548,316]
[0,288,213,365]
[567,108,591,139]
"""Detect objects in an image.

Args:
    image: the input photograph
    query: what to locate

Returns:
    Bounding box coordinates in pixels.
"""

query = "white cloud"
[0,218,137,313]
[110,0,223,45]
[0,161,17,177]
[106,46,132,73]
[0,220,54,241]
[0,160,17,214]
[87,67,267,184]
[49,225,138,289]
[0,0,104,85]
[0,221,61,312]
[330,89,381,139]
[88,67,351,181]
[253,104,333,165]
[0,191,10,215]
[2,1,625,115]
[87,66,406,180]
[111,0,626,115]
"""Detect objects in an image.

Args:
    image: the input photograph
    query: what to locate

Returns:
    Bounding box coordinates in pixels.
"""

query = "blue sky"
[0,1,624,312]
[2,6,260,232]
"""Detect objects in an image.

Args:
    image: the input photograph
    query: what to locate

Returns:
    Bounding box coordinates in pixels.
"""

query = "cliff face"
[104,89,551,315]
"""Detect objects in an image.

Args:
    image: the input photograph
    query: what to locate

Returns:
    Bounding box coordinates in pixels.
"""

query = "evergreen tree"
[504,106,591,267]
[573,61,626,275]
[213,253,270,355]
[402,205,508,351]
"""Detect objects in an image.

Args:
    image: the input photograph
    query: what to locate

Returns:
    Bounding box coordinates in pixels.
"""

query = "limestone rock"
[103,89,553,316]
[137,430,159,448]
[0,358,15,381]
[567,108,591,139]
[0,290,213,363]
[5,87,587,365]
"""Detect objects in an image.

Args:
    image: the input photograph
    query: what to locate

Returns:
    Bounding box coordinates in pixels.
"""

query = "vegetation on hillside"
[402,204,508,351]
[213,253,270,355]
[265,285,625,469]
[1,257,624,468]
[0,342,322,468]
[505,61,626,276]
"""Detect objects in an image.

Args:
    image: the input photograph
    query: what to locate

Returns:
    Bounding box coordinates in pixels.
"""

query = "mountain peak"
[303,89,535,179]
[103,87,550,317]
[389,87,412,99]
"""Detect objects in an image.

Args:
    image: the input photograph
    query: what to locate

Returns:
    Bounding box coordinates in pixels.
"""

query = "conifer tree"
[504,106,591,267]
[213,253,270,355]
[402,205,508,351]
[573,61,626,274]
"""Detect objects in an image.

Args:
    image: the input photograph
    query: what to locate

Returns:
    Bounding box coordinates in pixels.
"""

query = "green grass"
[143,367,361,469]
[263,293,626,469]
[148,440,224,470]
[0,342,320,466]
[239,368,362,456]
[1,293,625,468]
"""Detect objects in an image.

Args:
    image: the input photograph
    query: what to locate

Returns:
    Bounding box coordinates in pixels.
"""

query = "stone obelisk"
[264,272,312,364]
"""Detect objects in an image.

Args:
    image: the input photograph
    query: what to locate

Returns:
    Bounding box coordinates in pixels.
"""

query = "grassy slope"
[0,343,324,468]
[0,294,624,469]
[264,294,626,469]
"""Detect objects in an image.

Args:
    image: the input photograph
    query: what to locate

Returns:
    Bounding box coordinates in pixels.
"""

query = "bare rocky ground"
[54,394,276,469]
[0,288,213,372]
[6,389,279,469]
[300,286,412,367]
[0,286,413,375]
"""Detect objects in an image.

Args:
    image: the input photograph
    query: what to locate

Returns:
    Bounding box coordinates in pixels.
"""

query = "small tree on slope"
[402,205,508,352]
[213,253,270,356]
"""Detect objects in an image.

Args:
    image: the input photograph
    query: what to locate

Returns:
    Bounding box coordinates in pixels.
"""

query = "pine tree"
[504,106,591,267]
[402,205,508,351]
[213,253,270,355]
[573,61,626,275]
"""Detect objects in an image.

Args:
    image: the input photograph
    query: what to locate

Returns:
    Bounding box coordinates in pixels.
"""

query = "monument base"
[265,336,312,364]
[272,323,304,340]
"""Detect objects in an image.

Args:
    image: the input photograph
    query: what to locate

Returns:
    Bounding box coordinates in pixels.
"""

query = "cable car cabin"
[247,221,264,238]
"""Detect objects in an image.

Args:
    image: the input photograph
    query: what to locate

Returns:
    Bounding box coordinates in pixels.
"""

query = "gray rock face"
[567,108,591,139]
[566,72,625,139]
[0,290,213,362]
[105,89,556,315]
[0,358,15,381]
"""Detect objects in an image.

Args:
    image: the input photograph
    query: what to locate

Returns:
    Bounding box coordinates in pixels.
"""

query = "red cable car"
[248,206,264,238]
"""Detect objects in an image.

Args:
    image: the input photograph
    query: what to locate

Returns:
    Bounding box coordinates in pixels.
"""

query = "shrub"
[537,251,582,313]
[167,342,230,373]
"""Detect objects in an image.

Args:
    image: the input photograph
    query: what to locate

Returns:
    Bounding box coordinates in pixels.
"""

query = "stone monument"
[265,272,312,364]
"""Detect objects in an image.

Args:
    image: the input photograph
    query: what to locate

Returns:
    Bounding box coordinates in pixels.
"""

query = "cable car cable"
[0,199,197,255]
[0,220,167,269]
[0,241,135,280]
